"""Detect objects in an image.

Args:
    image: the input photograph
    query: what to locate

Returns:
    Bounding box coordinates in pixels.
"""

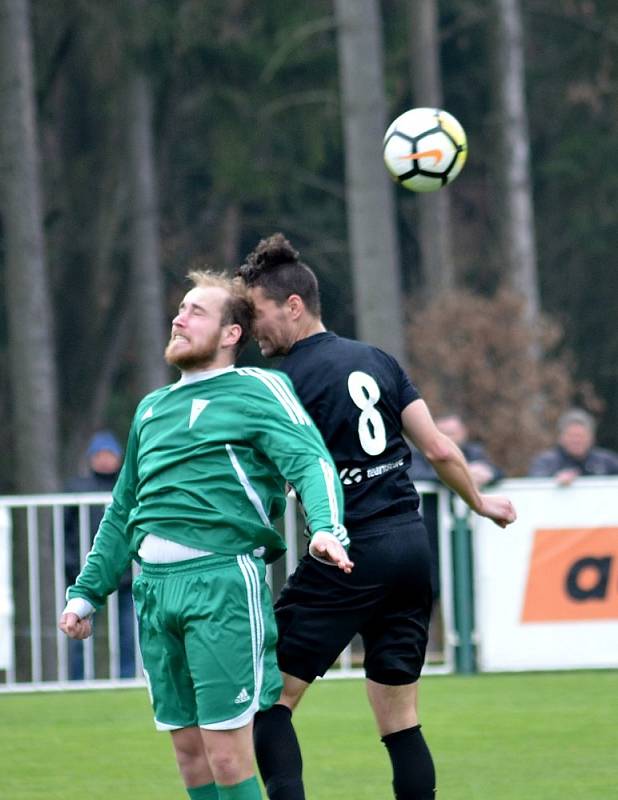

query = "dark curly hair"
[237,233,321,317]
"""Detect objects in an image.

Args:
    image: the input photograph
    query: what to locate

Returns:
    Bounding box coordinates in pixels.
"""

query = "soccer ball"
[383,107,468,192]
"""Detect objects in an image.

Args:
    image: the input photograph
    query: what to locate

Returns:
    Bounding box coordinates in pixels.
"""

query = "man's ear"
[287,294,304,320]
[222,323,242,349]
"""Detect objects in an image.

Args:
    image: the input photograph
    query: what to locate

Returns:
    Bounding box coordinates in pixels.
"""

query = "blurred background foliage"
[0,0,616,489]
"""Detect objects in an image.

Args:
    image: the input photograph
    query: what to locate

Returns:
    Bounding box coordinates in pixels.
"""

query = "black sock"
[253,704,306,800]
[381,725,436,800]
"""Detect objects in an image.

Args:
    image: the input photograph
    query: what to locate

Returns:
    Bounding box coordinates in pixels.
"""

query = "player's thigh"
[366,678,419,736]
[361,523,432,685]
[361,598,430,685]
[274,557,369,683]
[275,601,358,683]
[133,570,198,730]
[184,554,282,728]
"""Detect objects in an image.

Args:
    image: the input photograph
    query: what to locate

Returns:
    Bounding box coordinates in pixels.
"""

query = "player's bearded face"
[249,287,294,358]
[165,287,228,370]
[165,327,222,369]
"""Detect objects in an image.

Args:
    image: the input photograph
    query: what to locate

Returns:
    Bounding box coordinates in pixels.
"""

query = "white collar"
[170,365,236,390]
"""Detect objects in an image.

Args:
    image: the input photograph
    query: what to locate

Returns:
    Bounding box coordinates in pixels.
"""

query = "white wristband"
[63,597,95,620]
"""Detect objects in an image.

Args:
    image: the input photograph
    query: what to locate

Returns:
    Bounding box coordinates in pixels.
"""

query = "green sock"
[216,776,262,799]
[187,783,219,799]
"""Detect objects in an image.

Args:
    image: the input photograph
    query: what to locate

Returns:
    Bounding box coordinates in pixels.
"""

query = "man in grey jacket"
[528,408,618,486]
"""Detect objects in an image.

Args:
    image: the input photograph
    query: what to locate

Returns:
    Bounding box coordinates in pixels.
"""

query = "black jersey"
[279,331,421,527]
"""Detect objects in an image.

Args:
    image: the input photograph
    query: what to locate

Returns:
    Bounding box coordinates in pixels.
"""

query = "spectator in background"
[409,413,503,658]
[528,408,618,486]
[410,413,504,488]
[64,430,135,678]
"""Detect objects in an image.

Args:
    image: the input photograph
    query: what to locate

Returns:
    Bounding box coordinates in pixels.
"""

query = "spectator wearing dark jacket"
[64,430,136,678]
[528,408,618,486]
[410,413,504,488]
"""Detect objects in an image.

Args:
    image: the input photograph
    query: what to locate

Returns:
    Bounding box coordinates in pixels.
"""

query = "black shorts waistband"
[346,510,424,539]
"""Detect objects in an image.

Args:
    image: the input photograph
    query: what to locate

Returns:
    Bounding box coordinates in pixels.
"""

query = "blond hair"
[187,269,254,354]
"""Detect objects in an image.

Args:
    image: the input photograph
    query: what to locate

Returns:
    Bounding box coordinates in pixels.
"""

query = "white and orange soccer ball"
[383,107,468,192]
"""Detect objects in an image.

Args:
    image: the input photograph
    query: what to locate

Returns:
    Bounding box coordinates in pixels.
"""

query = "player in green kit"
[59,271,352,800]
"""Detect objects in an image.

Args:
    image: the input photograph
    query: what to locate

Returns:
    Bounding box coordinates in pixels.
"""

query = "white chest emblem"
[189,398,210,428]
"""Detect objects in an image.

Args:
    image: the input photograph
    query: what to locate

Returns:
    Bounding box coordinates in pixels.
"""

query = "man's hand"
[554,468,580,486]
[309,532,354,573]
[477,494,517,529]
[59,612,93,640]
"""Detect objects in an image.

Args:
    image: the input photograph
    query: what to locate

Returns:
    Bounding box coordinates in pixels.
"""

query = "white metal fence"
[0,483,454,692]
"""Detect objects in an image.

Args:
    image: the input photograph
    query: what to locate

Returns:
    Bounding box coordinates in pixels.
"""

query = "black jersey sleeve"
[387,352,420,411]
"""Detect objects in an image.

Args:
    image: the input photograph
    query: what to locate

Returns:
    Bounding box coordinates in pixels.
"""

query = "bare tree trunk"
[408,0,455,296]
[63,291,132,476]
[126,68,168,395]
[219,202,242,270]
[0,0,60,680]
[0,0,60,493]
[334,0,406,365]
[491,0,540,321]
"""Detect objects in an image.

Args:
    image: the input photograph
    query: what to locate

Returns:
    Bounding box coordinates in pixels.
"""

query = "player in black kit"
[238,234,517,800]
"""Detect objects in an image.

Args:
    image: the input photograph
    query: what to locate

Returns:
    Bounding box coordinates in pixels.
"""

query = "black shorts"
[274,514,432,686]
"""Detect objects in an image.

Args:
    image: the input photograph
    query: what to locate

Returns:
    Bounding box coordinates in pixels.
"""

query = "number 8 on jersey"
[347,371,387,456]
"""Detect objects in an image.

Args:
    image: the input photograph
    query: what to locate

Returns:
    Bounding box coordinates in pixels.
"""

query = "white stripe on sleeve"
[226,444,272,527]
[318,457,348,545]
[237,367,312,425]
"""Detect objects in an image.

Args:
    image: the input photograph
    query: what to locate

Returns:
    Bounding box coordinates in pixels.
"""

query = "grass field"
[2,670,617,799]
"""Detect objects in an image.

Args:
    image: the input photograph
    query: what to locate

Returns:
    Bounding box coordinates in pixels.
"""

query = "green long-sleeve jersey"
[68,366,347,609]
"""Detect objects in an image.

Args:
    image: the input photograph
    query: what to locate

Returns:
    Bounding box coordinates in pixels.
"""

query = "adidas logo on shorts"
[234,687,250,704]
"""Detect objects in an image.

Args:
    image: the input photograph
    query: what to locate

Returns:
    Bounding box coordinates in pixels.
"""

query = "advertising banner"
[473,478,618,671]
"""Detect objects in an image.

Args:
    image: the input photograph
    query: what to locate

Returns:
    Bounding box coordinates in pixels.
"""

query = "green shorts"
[132,553,282,731]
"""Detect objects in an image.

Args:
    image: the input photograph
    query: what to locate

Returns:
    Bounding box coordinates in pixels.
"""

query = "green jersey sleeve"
[238,368,349,548]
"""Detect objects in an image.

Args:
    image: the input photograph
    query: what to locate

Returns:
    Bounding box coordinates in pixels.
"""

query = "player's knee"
[207,752,241,784]
[172,730,210,783]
